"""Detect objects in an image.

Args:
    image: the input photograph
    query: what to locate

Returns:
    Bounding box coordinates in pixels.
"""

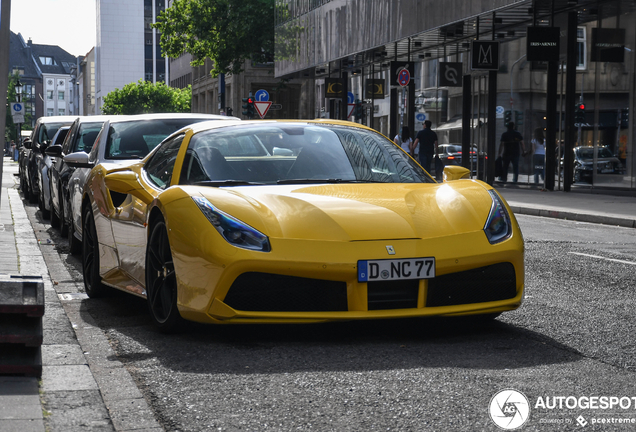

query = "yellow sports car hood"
[193,181,496,241]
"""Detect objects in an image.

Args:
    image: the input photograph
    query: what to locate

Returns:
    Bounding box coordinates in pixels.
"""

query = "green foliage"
[101,80,192,115]
[153,0,275,77]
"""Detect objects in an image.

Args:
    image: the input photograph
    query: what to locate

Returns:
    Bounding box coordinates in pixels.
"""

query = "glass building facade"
[275,0,636,191]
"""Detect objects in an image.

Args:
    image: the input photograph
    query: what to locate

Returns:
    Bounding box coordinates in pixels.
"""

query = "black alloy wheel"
[82,205,106,298]
[39,181,50,219]
[146,219,184,333]
[49,179,59,228]
[60,192,68,237]
[68,215,82,255]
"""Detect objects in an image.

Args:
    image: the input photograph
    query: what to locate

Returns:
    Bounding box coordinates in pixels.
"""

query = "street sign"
[11,103,25,124]
[254,101,272,118]
[415,113,427,122]
[397,68,410,87]
[269,104,283,110]
[496,106,505,119]
[347,103,355,119]
[255,89,270,102]
[347,92,355,104]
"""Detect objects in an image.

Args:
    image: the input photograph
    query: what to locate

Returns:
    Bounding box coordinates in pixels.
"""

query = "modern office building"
[275,0,636,191]
[95,0,168,113]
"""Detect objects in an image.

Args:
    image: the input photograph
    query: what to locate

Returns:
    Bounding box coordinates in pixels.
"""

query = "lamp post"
[14,79,23,152]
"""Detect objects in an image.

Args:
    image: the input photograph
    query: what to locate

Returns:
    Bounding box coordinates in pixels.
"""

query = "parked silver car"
[63,113,240,253]
[37,126,71,218]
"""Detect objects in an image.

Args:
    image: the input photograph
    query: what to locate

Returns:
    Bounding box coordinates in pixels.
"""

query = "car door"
[110,134,185,285]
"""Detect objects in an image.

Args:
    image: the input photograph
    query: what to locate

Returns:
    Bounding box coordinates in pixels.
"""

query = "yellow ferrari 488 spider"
[80,119,524,331]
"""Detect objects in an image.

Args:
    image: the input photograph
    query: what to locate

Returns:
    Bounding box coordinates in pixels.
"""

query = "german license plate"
[358,257,435,282]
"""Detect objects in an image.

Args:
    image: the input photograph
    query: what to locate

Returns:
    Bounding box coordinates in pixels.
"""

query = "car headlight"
[483,190,512,244]
[192,196,271,252]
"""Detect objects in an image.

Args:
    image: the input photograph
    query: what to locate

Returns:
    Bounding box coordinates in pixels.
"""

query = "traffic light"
[242,96,255,119]
[504,110,512,127]
[575,103,585,125]
[354,99,364,121]
[514,110,523,127]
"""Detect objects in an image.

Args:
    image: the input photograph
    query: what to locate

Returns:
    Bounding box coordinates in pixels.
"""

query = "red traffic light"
[578,103,585,110]
[247,98,254,104]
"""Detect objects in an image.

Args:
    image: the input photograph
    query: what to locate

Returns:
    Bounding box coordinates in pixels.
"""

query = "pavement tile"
[41,344,87,366]
[0,394,43,419]
[0,419,46,432]
[91,367,144,401]
[42,390,114,432]
[41,365,98,392]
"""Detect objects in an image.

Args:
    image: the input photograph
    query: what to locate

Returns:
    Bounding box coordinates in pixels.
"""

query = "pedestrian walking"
[412,120,438,175]
[395,126,416,158]
[531,127,546,184]
[498,122,526,183]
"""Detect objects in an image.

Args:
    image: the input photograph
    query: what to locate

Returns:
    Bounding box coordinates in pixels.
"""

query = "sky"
[10,0,96,57]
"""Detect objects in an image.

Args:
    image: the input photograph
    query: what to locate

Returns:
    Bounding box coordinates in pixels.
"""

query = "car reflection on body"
[76,119,525,332]
[63,113,239,254]
[573,146,625,183]
[438,144,486,174]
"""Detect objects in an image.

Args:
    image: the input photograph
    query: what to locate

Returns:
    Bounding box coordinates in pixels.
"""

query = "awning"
[436,117,487,131]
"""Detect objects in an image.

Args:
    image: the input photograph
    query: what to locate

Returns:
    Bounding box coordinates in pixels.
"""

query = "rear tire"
[146,219,184,333]
[82,205,106,298]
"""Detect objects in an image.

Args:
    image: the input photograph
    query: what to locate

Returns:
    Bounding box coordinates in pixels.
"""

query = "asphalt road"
[43,211,636,431]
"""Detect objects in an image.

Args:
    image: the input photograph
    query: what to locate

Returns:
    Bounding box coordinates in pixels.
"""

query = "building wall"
[96,0,145,113]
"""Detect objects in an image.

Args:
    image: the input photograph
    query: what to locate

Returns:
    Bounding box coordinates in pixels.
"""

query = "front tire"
[82,205,106,298]
[146,219,184,333]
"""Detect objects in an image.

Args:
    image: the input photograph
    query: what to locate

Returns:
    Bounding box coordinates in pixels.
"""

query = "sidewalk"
[0,157,634,432]
[0,157,161,432]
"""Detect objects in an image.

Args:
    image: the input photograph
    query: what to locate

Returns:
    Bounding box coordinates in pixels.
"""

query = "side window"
[144,135,184,189]
[62,122,79,154]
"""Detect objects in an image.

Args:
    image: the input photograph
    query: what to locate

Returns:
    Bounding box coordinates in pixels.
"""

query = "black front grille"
[223,272,348,312]
[368,280,419,310]
[426,262,517,307]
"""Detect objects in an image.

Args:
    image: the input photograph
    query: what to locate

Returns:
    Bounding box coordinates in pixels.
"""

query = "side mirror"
[104,171,154,205]
[443,165,471,182]
[63,151,93,169]
[45,145,63,157]
[22,139,32,150]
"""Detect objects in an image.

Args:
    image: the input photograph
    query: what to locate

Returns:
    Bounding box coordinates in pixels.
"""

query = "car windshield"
[75,122,104,153]
[179,123,434,185]
[105,118,211,160]
[578,147,614,159]
[37,123,67,146]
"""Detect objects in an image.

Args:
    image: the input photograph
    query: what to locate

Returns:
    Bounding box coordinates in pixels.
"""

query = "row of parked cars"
[19,113,237,254]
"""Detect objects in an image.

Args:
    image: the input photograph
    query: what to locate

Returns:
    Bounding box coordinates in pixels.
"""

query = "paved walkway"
[0,156,634,431]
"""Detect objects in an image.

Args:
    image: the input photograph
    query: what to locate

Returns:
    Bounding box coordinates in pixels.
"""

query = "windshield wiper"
[276,178,386,184]
[192,180,265,187]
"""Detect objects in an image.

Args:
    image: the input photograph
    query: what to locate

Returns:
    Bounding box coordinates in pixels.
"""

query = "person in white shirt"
[394,126,417,159]
[531,127,546,184]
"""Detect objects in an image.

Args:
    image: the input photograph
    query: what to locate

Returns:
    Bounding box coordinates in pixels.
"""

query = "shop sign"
[471,41,499,70]
[365,79,385,99]
[527,26,560,62]
[325,78,344,98]
[438,62,463,87]
[591,28,625,63]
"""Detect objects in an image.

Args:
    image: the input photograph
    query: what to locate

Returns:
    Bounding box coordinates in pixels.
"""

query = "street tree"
[153,0,275,77]
[101,80,192,115]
